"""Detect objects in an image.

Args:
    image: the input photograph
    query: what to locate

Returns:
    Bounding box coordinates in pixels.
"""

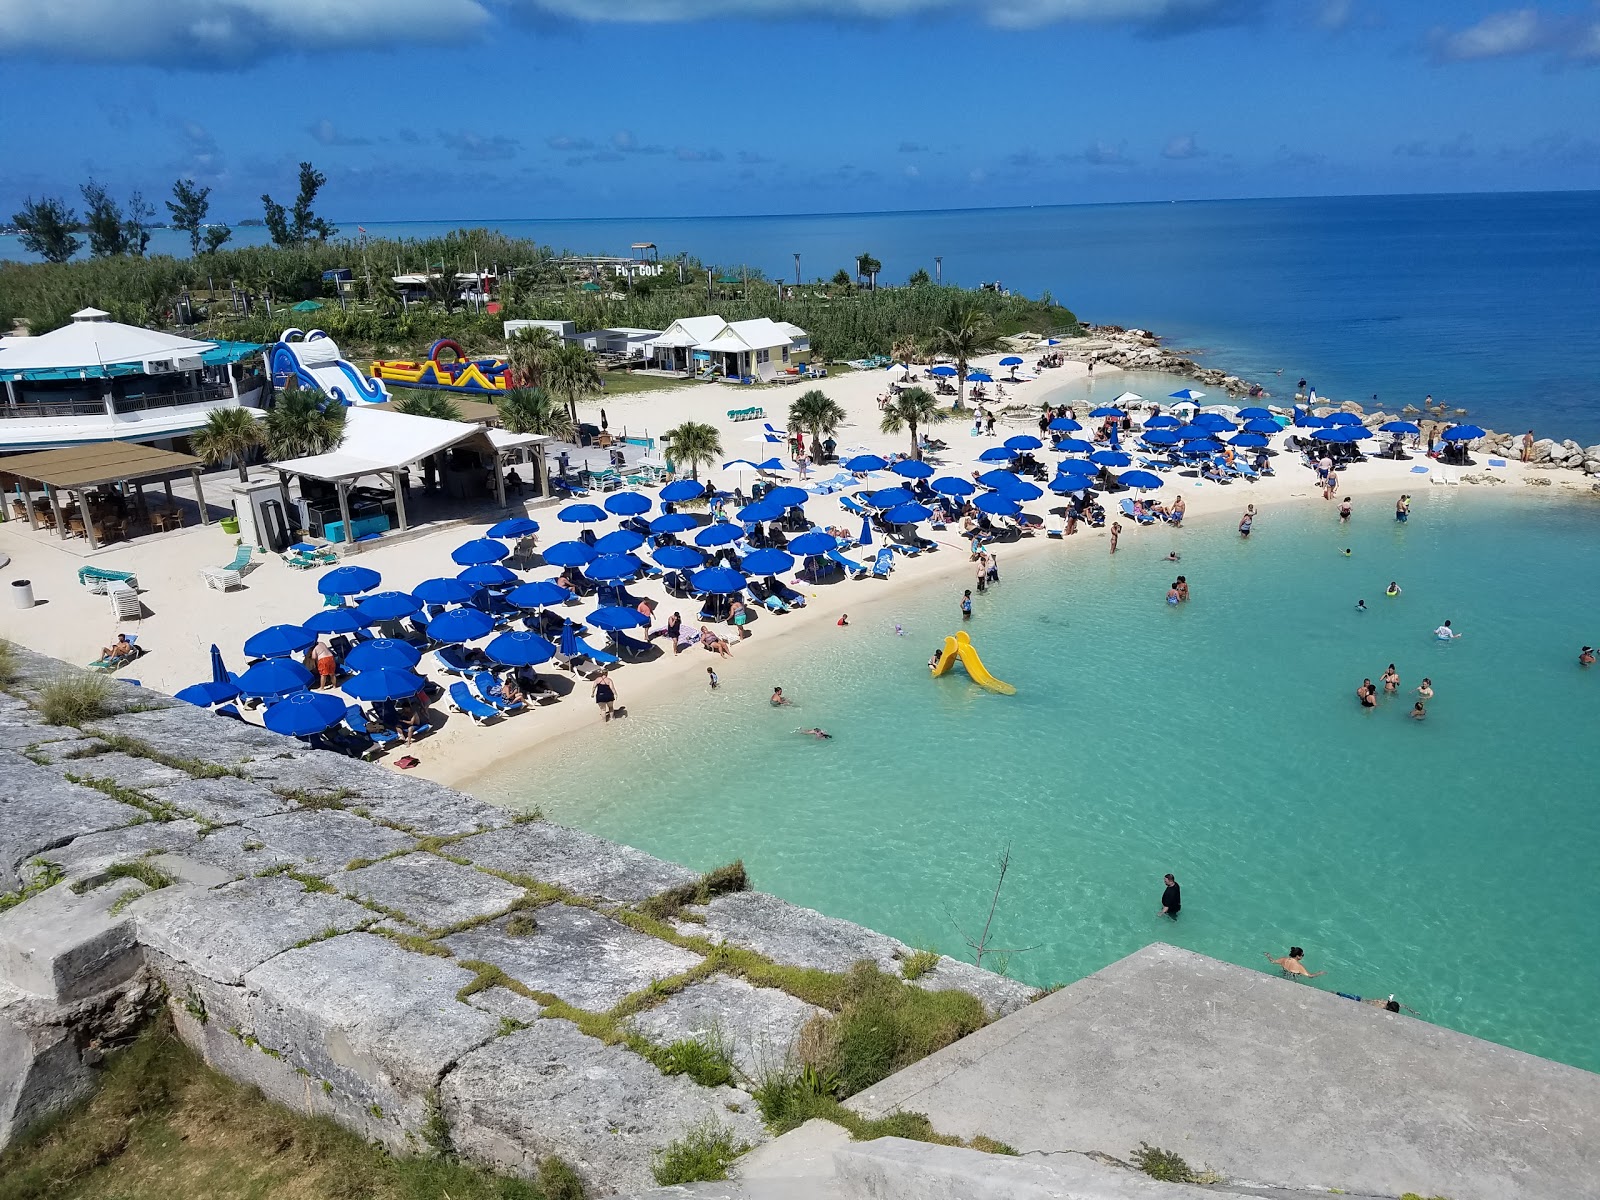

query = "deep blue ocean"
[6,191,1598,440]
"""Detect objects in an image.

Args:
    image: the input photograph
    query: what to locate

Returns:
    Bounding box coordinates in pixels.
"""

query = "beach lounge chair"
[1119,498,1156,526]
[609,630,652,659]
[573,636,619,665]
[344,705,397,753]
[449,681,501,725]
[88,635,141,672]
[201,545,253,590]
[838,493,870,517]
[106,580,143,621]
[78,566,138,594]
[770,579,806,608]
[827,548,865,578]
[870,548,895,579]
[432,646,476,676]
[472,671,525,714]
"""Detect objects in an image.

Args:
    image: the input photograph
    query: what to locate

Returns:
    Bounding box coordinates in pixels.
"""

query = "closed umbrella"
[560,619,578,657]
[649,512,697,534]
[694,523,743,547]
[345,638,422,672]
[487,516,540,539]
[1048,417,1082,432]
[693,566,748,594]
[264,690,348,737]
[974,492,1021,516]
[660,478,707,503]
[1118,469,1164,490]
[884,502,933,524]
[303,607,366,635]
[541,540,595,567]
[890,459,934,479]
[485,630,557,666]
[451,538,509,566]
[413,576,478,606]
[858,514,873,546]
[654,544,705,569]
[977,447,1015,463]
[235,658,314,700]
[587,606,650,631]
[558,502,609,524]
[211,642,229,688]
[457,563,517,588]
[593,529,645,555]
[1004,435,1043,452]
[930,476,976,496]
[426,606,495,644]
[508,580,572,609]
[844,454,888,472]
[788,531,838,556]
[317,565,381,597]
[355,591,420,623]
[741,548,795,575]
[343,668,428,702]
[604,491,652,516]
[244,624,314,659]
[176,680,239,708]
[586,553,643,582]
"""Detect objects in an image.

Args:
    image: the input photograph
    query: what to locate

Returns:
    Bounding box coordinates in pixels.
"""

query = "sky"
[1,0,1598,223]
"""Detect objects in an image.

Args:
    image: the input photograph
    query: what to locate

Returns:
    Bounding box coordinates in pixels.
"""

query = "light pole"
[793,253,800,285]
[935,256,942,285]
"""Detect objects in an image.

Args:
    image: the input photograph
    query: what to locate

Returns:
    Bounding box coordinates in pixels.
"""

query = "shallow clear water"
[480,493,1600,1072]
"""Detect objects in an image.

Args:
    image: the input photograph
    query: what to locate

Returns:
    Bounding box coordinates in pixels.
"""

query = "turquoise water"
[481,494,1600,1072]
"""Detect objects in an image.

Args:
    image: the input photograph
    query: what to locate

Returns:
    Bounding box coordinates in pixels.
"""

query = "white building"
[647,316,729,374]
[695,317,811,382]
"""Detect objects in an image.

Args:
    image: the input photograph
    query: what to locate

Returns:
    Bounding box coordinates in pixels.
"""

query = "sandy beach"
[0,351,1576,795]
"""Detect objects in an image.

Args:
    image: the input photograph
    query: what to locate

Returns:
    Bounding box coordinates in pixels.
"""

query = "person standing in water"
[1395,494,1411,522]
[1435,620,1461,641]
[770,686,791,707]
[1417,677,1434,698]
[591,671,618,722]
[1109,521,1123,554]
[1338,496,1352,523]
[1158,874,1181,920]
[1579,646,1595,667]
[1382,664,1400,693]
[1265,947,1325,978]
[1239,505,1255,538]
[960,590,973,620]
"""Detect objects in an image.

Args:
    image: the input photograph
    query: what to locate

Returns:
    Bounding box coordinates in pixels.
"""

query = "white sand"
[0,353,1569,794]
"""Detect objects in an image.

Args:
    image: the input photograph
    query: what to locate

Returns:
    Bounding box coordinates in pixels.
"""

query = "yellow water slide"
[930,631,1016,695]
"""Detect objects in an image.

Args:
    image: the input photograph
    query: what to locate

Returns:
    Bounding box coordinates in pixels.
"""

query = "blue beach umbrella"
[977,469,1019,491]
[692,566,748,594]
[426,606,495,644]
[868,486,917,508]
[586,553,644,582]
[1243,418,1282,434]
[1183,439,1225,456]
[1003,480,1043,500]
[1294,410,1330,427]
[587,606,650,631]
[1192,414,1236,433]
[560,620,578,658]
[1143,414,1182,429]
[890,459,934,479]
[1049,476,1091,495]
[654,544,705,569]
[235,658,314,700]
[1177,425,1213,441]
[1319,426,1371,443]
[1170,388,1206,401]
[765,485,809,508]
[1381,421,1422,435]
[176,680,240,708]
[930,477,976,497]
[1089,406,1125,418]
[788,531,838,556]
[343,668,427,703]
[209,643,229,686]
[1057,458,1100,478]
[884,502,933,524]
[741,548,795,575]
[593,529,645,555]
[977,447,1015,463]
[413,576,477,606]
[355,590,420,623]
[317,565,381,597]
[974,492,1021,516]
[558,502,609,524]
[738,499,785,523]
[1004,434,1044,452]
[485,630,557,666]
[1118,469,1164,491]
[451,538,509,566]
[603,491,651,516]
[967,371,994,384]
[1324,411,1363,426]
[344,638,422,672]
[1237,406,1273,420]
[660,478,707,503]
[1141,429,1181,446]
[844,454,889,473]
[1054,436,1095,452]
[1443,424,1486,441]
[695,523,744,547]
[458,563,517,588]
[999,356,1024,367]
[1048,417,1082,432]
[1230,431,1269,447]
[508,580,572,609]
[541,540,596,567]
[302,608,366,636]
[753,457,785,471]
[1090,450,1132,467]
[487,516,540,539]
[858,514,873,546]
[244,624,314,660]
[929,364,957,377]
[650,512,698,534]
[264,690,348,738]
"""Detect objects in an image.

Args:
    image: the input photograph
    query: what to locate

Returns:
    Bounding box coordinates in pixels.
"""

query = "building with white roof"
[645,315,810,380]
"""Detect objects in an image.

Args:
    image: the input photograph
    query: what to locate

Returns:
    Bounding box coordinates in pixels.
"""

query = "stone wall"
[0,648,1034,1195]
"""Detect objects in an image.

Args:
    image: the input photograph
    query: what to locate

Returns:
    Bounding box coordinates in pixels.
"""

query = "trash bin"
[10,578,34,609]
[220,516,240,535]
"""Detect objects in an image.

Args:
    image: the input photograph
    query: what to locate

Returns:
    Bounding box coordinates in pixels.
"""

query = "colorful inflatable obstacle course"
[370,339,512,394]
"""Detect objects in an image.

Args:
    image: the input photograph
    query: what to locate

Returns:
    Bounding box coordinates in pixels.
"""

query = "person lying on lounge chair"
[700,626,733,658]
[100,634,139,661]
[488,675,525,705]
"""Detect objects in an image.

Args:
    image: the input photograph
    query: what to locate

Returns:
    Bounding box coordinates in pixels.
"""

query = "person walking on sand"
[960,590,973,620]
[1265,947,1325,979]
[1109,521,1123,554]
[1522,429,1535,462]
[591,671,617,721]
[1159,873,1181,920]
[1396,494,1410,523]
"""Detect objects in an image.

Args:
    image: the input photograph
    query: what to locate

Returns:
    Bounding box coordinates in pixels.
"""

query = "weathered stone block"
[341,853,523,934]
[444,905,702,1011]
[0,880,139,1003]
[190,809,414,876]
[52,751,189,791]
[442,1018,765,1195]
[142,777,292,824]
[0,752,147,890]
[627,975,824,1082]
[451,823,696,902]
[16,821,206,881]
[237,753,509,836]
[16,738,105,764]
[86,706,286,765]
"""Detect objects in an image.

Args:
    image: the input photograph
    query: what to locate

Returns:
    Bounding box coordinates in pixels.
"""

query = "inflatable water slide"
[267,329,390,405]
[370,339,512,394]
[931,631,1015,694]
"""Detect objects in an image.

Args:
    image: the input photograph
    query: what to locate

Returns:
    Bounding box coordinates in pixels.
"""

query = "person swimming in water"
[1342,547,1352,557]
[1581,646,1595,667]
[1264,947,1325,979]
[770,686,791,707]
[1336,992,1419,1014]
[1417,677,1434,699]
[1382,664,1399,693]
[1164,551,1181,562]
[796,727,832,739]
[1386,581,1401,597]
[1410,701,1427,720]
[1356,599,1367,612]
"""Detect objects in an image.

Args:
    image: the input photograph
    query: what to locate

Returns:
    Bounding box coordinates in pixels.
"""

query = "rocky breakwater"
[1079,325,1265,397]
[0,647,1033,1194]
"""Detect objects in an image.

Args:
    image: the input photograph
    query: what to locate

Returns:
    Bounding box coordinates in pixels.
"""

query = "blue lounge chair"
[609,630,652,659]
[449,681,501,725]
[838,494,869,516]
[433,646,475,675]
[1119,498,1156,526]
[870,548,895,579]
[472,671,525,714]
[827,548,864,577]
[345,705,397,751]
[771,580,807,608]
[573,636,619,665]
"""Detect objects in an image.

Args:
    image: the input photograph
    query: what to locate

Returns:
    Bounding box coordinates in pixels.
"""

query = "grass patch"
[273,786,356,810]
[899,950,940,981]
[0,1014,584,1200]
[72,732,238,779]
[0,859,65,914]
[372,928,455,959]
[71,859,176,898]
[253,864,335,894]
[1131,1142,1198,1183]
[506,913,538,937]
[654,1034,736,1089]
[0,638,16,685]
[63,774,178,822]
[636,860,749,923]
[36,673,113,727]
[649,1119,747,1186]
[751,1069,1012,1152]
[813,962,986,1096]
[596,372,703,397]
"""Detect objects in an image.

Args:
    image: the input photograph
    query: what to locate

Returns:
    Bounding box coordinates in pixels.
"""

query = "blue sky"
[2,1,1597,222]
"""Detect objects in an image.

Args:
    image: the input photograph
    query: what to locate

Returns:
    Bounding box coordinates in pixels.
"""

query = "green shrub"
[0,638,16,684]
[637,859,749,922]
[899,949,940,980]
[36,673,112,726]
[650,1120,747,1186]
[1131,1142,1196,1183]
[655,1035,735,1088]
[826,962,987,1095]
[537,1156,587,1200]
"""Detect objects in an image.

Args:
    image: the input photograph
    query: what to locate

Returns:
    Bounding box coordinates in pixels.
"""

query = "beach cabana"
[2,441,211,548]
[694,318,810,382]
[647,316,726,375]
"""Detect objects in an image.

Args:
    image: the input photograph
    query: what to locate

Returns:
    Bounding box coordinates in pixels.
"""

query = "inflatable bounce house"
[370,340,513,395]
[268,329,390,405]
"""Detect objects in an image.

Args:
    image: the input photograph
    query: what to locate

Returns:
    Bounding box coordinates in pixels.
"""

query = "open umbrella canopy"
[1176,424,1214,441]
[1381,420,1422,434]
[593,529,645,555]
[235,658,314,700]
[660,478,708,503]
[843,454,889,472]
[508,580,572,608]
[1141,429,1181,446]
[737,499,785,523]
[1054,436,1095,452]
[974,492,1021,516]
[603,491,652,516]
[450,538,509,567]
[301,609,366,638]
[343,668,428,702]
[264,690,348,737]
[929,364,957,377]
[587,605,651,631]
[966,370,994,384]
[1444,424,1486,441]
[1323,411,1364,426]
[1112,391,1144,405]
[883,502,933,524]
[740,548,796,575]
[694,523,744,547]
[1318,426,1371,443]
[1050,476,1091,495]
[244,624,314,660]
[1048,417,1082,432]
[868,485,917,508]
[890,459,934,479]
[586,553,644,582]
[345,637,422,672]
[1294,410,1330,427]
[1237,406,1274,420]
[1004,434,1044,452]
[1118,469,1164,490]
[1183,439,1225,456]
[1243,418,1282,434]
[1004,480,1044,500]
[1089,406,1125,418]
[541,540,596,567]
[649,512,697,534]
[1090,450,1132,467]
[355,590,420,623]
[692,566,748,594]
[764,485,809,508]
[558,502,609,524]
[1230,431,1269,448]
[930,476,976,496]
[654,544,705,569]
[413,576,478,606]
[975,468,1017,490]
[977,446,1015,463]
[1191,413,1236,432]
[1143,414,1182,429]
[1169,388,1206,401]
[175,680,240,708]
[485,630,557,666]
[457,563,518,588]
[999,355,1024,366]
[426,606,496,644]
[788,531,838,556]
[487,516,540,539]
[317,565,381,597]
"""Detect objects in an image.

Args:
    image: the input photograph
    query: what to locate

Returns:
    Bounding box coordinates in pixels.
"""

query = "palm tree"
[497,386,574,441]
[663,421,722,480]
[507,325,558,388]
[891,335,920,367]
[855,252,881,291]
[262,384,345,460]
[191,406,261,482]
[544,340,603,426]
[934,303,996,411]
[392,389,463,422]
[786,389,846,461]
[879,387,946,461]
[424,268,459,312]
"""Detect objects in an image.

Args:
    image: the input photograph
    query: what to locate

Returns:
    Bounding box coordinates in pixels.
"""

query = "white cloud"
[1429,8,1544,62]
[1161,133,1206,159]
[1076,139,1133,166]
[511,0,1260,30]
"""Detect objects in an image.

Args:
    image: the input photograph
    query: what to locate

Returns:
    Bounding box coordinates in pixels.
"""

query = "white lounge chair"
[202,545,253,590]
[107,580,142,621]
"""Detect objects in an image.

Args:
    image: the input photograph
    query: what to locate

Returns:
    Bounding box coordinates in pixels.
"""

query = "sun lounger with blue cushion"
[771,580,807,608]
[345,705,397,751]
[433,646,475,676]
[870,548,895,579]
[449,681,501,725]
[826,548,864,578]
[574,635,619,664]
[1119,498,1156,526]
[609,630,652,659]
[472,671,525,714]
[838,494,869,516]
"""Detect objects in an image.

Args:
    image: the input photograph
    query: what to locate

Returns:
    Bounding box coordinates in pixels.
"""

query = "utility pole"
[935,256,942,285]
[793,252,800,285]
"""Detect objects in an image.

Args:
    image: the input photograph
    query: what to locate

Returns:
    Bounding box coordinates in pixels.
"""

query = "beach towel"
[676,628,702,651]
